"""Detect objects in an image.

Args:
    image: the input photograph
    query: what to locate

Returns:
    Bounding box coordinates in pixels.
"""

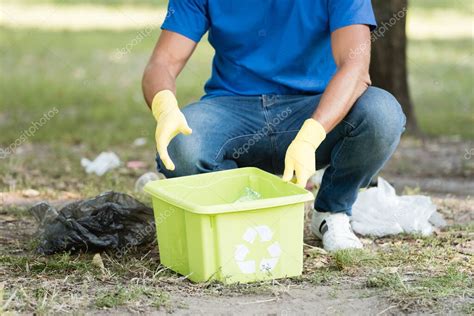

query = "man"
[142,0,406,252]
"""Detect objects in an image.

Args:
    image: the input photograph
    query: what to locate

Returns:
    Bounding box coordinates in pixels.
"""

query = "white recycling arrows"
[234,225,281,274]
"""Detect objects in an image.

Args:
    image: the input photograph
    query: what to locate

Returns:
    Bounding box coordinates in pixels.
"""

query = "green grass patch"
[0,27,212,148]
[372,266,473,312]
[308,268,342,285]
[366,272,402,289]
[408,38,473,138]
[95,286,171,310]
[1,253,92,275]
[331,249,378,270]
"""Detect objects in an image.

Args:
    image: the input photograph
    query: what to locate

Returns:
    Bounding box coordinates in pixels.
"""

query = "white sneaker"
[311,210,363,252]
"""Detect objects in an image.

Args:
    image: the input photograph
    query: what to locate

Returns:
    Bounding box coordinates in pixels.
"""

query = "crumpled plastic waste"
[351,177,446,237]
[235,187,261,203]
[81,152,120,176]
[134,172,164,192]
[132,137,147,147]
[29,191,155,255]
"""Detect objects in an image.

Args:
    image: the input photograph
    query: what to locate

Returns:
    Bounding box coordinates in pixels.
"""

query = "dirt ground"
[383,137,474,197]
[1,137,473,314]
[113,287,396,315]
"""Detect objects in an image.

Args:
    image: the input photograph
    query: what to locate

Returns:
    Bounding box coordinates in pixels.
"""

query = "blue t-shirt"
[161,0,376,98]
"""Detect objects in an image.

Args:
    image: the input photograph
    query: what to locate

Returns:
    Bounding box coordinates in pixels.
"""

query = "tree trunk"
[370,0,418,132]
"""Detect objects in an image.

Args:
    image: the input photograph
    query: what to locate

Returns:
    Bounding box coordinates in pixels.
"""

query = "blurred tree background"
[371,0,417,131]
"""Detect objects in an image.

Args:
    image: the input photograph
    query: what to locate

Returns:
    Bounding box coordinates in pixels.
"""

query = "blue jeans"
[155,87,406,215]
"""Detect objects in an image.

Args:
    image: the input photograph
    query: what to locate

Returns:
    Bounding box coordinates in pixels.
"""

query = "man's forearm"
[142,31,198,108]
[313,63,371,133]
[142,60,177,108]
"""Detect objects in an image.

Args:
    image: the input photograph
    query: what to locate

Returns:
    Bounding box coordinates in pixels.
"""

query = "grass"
[366,266,472,311]
[2,225,471,313]
[408,38,473,137]
[95,286,170,310]
[323,227,474,312]
[0,26,212,192]
[0,249,178,313]
[0,253,91,275]
[0,28,211,147]
[331,249,378,270]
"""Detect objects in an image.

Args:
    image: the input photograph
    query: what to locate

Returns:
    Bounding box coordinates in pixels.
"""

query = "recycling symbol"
[234,225,282,274]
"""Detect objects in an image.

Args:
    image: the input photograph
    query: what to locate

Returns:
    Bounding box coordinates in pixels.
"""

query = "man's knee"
[350,87,406,150]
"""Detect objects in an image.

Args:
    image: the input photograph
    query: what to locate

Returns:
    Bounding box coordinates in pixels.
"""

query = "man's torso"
[162,0,376,98]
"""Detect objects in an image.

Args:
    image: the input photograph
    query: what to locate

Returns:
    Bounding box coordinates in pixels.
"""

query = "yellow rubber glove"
[152,90,192,171]
[282,119,326,187]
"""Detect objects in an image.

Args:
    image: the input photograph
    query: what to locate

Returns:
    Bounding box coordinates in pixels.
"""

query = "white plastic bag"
[134,172,163,192]
[81,152,120,176]
[351,177,445,237]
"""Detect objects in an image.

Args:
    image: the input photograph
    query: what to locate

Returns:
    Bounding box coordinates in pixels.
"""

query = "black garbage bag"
[29,191,155,255]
